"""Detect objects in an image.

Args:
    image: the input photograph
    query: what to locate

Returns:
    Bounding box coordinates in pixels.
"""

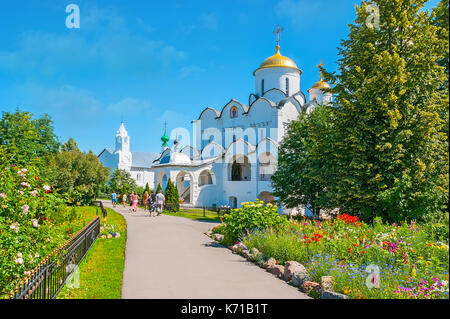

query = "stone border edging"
[204,230,350,300]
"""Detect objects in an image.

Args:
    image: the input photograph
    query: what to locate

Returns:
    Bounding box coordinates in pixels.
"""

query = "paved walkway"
[102,201,309,299]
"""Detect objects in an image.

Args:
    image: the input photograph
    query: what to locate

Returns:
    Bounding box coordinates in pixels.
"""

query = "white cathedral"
[98,37,332,214]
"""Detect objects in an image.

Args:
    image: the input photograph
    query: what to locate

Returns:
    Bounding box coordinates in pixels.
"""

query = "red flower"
[353,243,357,247]
[362,250,366,254]
[337,213,359,224]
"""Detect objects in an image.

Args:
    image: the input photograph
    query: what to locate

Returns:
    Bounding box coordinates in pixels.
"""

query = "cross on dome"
[273,24,284,50]
[317,60,326,81]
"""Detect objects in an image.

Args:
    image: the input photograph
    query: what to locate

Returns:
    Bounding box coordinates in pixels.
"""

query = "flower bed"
[241,214,448,299]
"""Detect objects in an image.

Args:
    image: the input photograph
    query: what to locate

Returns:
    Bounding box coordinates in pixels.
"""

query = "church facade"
[98,122,159,189]
[98,40,332,214]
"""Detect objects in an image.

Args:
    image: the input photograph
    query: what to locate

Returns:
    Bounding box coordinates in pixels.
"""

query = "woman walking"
[132,192,139,212]
[143,191,150,210]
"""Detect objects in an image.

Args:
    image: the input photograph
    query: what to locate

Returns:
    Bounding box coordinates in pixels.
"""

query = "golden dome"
[309,60,331,92]
[253,45,301,75]
[310,80,331,90]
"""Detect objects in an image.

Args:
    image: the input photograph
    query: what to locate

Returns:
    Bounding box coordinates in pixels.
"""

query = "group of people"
[111,190,165,217]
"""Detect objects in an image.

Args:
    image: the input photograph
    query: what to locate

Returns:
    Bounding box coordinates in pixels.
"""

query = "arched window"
[261,79,265,95]
[286,78,289,96]
[199,170,213,186]
[230,106,238,119]
[230,156,251,181]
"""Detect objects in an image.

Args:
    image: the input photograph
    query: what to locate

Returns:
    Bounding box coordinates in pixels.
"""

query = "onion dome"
[310,80,331,90]
[309,60,331,92]
[253,44,301,75]
[161,130,169,147]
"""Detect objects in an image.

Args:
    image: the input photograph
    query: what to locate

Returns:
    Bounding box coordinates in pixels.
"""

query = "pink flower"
[0,193,6,199]
[30,190,38,196]
[21,205,29,214]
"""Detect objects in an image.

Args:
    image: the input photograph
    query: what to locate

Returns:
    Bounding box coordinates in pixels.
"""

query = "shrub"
[222,199,289,246]
[164,178,179,212]
[0,159,69,296]
[211,223,226,235]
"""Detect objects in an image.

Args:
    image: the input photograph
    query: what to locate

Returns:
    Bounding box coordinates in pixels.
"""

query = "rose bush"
[0,156,91,298]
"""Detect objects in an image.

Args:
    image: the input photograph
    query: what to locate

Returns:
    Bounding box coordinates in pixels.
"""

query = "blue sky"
[0,0,441,155]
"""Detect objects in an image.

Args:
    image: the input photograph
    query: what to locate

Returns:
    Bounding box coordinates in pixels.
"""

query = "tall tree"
[47,144,110,205]
[107,169,137,195]
[0,109,60,168]
[322,0,449,222]
[272,105,337,217]
[164,178,179,212]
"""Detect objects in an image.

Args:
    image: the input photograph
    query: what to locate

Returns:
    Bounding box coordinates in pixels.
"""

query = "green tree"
[47,144,110,205]
[156,183,162,194]
[321,0,449,222]
[108,169,138,195]
[164,178,179,212]
[61,138,79,152]
[433,0,449,86]
[144,182,151,194]
[0,109,60,168]
[272,105,337,217]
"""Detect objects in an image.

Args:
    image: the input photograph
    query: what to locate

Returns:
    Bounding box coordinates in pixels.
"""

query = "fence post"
[42,266,47,299]
[203,206,205,217]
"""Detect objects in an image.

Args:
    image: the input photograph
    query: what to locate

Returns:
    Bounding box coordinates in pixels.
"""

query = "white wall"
[254,67,301,97]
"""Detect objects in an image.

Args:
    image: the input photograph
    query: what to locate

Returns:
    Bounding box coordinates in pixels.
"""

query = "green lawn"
[163,208,221,222]
[57,207,126,299]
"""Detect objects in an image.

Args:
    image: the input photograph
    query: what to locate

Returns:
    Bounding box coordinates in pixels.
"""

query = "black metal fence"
[93,200,108,218]
[12,217,100,299]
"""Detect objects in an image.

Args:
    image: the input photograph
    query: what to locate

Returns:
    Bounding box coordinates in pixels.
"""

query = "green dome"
[161,131,169,147]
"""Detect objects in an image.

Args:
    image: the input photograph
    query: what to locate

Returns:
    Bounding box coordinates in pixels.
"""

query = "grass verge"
[162,208,221,222]
[56,207,126,299]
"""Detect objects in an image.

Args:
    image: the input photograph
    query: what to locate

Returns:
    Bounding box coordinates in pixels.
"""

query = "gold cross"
[273,24,284,46]
[317,60,326,81]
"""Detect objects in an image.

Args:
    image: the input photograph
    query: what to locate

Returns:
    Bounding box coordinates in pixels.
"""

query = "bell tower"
[114,121,132,171]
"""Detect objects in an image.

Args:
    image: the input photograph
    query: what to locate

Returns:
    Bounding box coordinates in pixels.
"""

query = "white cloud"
[107,98,152,114]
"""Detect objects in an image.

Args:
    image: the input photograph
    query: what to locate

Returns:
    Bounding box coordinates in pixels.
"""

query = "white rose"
[31,219,40,228]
